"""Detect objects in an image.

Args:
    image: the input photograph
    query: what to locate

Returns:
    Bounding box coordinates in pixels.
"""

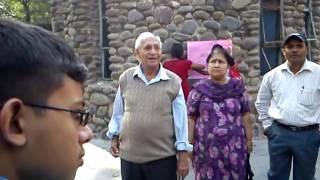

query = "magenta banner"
[187,40,232,79]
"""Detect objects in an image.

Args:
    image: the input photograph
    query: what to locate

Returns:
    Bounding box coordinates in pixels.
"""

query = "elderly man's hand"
[110,137,120,157]
[177,151,189,178]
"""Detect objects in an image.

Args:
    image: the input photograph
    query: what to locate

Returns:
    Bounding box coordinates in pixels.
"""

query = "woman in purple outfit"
[187,45,253,180]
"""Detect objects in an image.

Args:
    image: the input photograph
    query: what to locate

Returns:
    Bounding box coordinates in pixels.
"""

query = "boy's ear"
[0,99,27,146]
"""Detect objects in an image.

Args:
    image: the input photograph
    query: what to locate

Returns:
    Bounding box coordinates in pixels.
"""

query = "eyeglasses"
[24,102,93,126]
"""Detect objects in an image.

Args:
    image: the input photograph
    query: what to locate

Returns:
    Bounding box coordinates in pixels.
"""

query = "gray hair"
[134,32,162,50]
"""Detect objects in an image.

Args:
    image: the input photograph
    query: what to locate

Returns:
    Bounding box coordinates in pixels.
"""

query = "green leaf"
[0,0,51,25]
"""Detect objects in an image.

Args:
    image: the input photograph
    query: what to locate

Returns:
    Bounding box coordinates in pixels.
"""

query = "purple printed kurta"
[187,79,250,180]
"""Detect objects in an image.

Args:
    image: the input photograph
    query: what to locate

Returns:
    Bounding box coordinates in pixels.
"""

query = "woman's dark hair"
[170,43,184,59]
[206,44,235,66]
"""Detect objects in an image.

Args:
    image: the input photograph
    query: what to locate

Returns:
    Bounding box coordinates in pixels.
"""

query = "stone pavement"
[75,138,320,180]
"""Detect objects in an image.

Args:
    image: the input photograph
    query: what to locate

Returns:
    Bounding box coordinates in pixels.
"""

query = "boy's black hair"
[0,19,87,105]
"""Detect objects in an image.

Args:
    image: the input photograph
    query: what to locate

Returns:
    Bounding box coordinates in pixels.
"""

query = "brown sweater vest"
[118,67,181,163]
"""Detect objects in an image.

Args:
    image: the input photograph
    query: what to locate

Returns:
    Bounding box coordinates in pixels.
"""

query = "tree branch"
[15,0,31,22]
[0,7,19,19]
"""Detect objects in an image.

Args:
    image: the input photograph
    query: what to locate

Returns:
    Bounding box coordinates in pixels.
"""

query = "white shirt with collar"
[255,60,320,129]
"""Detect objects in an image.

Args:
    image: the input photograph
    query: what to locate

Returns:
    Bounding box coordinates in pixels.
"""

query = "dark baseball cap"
[283,33,307,46]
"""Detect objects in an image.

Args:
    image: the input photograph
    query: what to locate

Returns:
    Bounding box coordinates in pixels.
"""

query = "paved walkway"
[75,138,320,180]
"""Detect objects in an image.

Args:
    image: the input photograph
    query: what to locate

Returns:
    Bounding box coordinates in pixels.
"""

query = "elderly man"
[255,33,320,180]
[107,32,191,180]
[0,19,93,180]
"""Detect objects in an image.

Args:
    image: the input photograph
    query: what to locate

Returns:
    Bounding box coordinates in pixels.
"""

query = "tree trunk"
[21,0,31,23]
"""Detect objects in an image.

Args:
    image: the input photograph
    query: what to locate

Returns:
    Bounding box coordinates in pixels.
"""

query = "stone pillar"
[312,0,320,63]
[234,0,261,136]
[51,0,69,37]
[51,0,101,83]
[283,0,306,35]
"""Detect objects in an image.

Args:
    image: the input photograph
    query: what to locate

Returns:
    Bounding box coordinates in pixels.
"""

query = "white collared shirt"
[132,64,170,85]
[255,60,320,129]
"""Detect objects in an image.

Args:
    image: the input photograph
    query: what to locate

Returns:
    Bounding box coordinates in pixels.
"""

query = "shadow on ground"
[75,138,320,180]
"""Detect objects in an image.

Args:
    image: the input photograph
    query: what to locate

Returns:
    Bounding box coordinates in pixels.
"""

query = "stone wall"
[100,0,262,137]
[51,0,101,84]
[51,0,320,138]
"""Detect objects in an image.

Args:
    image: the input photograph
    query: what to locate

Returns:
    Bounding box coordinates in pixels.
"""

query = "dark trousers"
[266,122,320,180]
[121,156,177,180]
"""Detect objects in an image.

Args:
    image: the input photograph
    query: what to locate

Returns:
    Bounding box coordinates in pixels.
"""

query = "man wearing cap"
[255,33,320,180]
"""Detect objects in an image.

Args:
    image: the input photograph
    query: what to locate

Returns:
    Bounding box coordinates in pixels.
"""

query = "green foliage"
[0,0,50,24]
